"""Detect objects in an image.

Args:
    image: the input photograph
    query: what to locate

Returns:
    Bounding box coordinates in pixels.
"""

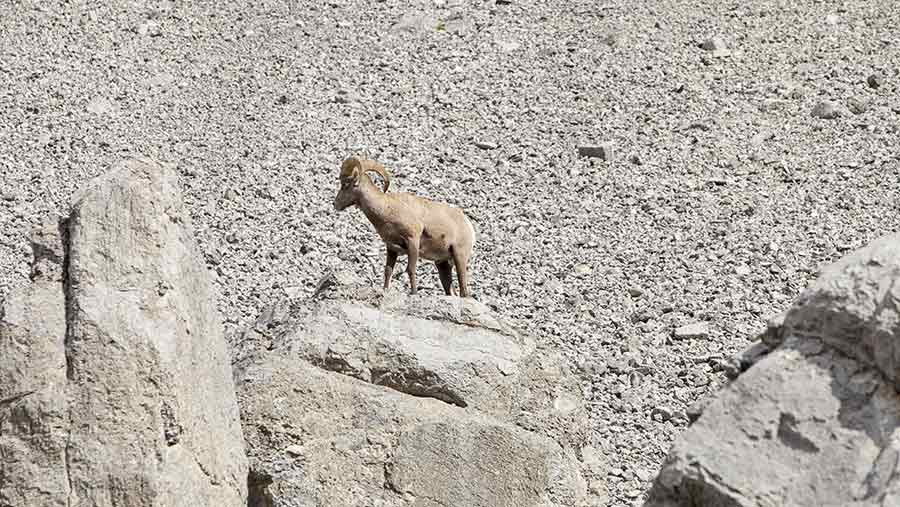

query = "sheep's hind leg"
[384,249,398,290]
[452,247,470,298]
[436,261,454,295]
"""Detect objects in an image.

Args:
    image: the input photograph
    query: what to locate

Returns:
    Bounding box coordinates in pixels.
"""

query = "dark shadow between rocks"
[247,469,274,507]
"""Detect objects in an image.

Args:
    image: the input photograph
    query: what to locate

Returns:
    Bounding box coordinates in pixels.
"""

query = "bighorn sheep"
[333,156,476,297]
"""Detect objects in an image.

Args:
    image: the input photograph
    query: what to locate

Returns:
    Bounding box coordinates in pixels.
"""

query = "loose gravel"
[2,0,899,504]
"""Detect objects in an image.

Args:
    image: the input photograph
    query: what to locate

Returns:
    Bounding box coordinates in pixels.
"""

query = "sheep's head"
[334,157,361,211]
[333,156,391,211]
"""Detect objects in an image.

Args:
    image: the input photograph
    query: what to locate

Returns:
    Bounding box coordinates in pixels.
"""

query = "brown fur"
[333,156,476,297]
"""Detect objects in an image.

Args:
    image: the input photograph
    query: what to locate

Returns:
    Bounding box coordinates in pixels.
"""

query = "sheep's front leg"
[384,249,398,290]
[405,235,420,294]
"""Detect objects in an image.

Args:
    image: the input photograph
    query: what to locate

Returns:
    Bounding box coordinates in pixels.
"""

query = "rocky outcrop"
[234,273,604,506]
[0,157,248,506]
[645,233,900,507]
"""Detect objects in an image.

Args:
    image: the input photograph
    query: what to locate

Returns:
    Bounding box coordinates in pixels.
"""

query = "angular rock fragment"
[867,72,883,89]
[578,142,614,160]
[474,140,499,150]
[750,129,774,146]
[673,321,709,340]
[847,96,870,115]
[811,100,842,119]
[699,37,726,51]
[137,20,162,37]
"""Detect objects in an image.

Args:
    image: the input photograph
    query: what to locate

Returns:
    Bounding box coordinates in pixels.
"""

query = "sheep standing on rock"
[333,156,476,297]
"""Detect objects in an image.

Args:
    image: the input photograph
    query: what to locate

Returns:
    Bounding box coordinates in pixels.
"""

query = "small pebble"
[847,96,869,115]
[686,397,710,423]
[137,21,162,37]
[811,101,841,119]
[474,141,498,150]
[699,37,726,51]
[574,263,593,277]
[651,405,674,421]
[673,322,710,340]
[578,142,614,160]
[86,97,115,115]
[497,40,521,53]
[750,130,774,146]
[205,248,222,266]
[601,33,620,46]
[634,468,655,482]
[867,73,882,89]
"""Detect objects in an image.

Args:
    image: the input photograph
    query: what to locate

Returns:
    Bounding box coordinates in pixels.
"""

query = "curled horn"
[359,158,391,192]
[340,156,391,192]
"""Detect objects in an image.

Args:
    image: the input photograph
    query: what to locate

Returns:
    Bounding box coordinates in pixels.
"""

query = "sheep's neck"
[357,181,391,230]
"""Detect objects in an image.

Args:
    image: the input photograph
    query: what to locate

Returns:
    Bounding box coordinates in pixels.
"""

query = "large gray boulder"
[0,157,248,506]
[239,354,588,507]
[235,275,588,448]
[645,233,900,507]
[234,273,603,506]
